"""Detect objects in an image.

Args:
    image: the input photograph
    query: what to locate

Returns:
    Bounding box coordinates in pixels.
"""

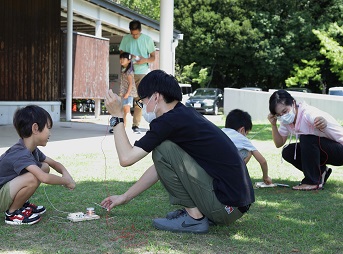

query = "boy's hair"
[120,52,134,73]
[129,20,141,31]
[138,70,182,103]
[13,105,53,138]
[225,109,252,132]
[269,89,295,115]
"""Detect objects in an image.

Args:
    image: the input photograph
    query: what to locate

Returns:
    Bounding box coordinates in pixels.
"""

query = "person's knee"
[41,162,50,173]
[11,172,40,194]
[299,134,317,144]
[152,141,177,158]
[26,173,40,187]
[281,146,293,162]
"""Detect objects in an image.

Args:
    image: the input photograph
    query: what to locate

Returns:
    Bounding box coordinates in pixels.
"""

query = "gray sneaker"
[153,209,209,234]
[166,208,216,226]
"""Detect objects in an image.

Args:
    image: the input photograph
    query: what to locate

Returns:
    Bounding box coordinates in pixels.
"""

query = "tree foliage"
[174,0,343,91]
[115,0,160,20]
[313,23,343,81]
[115,0,343,92]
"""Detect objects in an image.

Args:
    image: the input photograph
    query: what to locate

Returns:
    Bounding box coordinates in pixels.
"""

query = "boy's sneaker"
[5,208,41,225]
[23,200,46,215]
[153,208,209,234]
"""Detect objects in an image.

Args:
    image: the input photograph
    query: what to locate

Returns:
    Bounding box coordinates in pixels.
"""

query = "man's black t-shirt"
[134,102,255,207]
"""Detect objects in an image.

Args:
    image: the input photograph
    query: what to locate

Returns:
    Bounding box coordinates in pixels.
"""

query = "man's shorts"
[0,182,12,213]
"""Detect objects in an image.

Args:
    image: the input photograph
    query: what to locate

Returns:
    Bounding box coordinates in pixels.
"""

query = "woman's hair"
[120,52,133,73]
[138,70,182,103]
[225,109,252,132]
[269,89,295,115]
[13,105,53,138]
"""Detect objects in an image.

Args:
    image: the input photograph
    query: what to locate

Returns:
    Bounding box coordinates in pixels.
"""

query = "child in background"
[0,105,76,225]
[109,52,137,133]
[222,109,273,185]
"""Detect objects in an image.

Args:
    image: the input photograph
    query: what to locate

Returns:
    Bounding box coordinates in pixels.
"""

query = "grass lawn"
[0,123,342,254]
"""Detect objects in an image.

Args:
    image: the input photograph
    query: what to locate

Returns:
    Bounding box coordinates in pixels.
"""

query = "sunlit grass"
[0,123,342,253]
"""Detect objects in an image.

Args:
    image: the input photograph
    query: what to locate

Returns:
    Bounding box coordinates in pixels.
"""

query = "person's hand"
[100,195,128,211]
[263,176,273,185]
[135,57,145,65]
[64,177,76,190]
[105,89,123,116]
[267,113,277,126]
[314,116,327,130]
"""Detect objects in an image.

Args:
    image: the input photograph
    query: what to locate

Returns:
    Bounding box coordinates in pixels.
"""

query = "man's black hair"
[269,89,295,115]
[225,109,252,132]
[129,20,141,31]
[138,70,182,103]
[13,105,53,138]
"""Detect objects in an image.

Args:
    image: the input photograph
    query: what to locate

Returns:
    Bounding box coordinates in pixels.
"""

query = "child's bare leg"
[123,105,130,128]
[8,173,40,213]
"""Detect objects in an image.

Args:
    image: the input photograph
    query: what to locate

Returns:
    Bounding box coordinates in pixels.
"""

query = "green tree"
[115,0,160,20]
[192,67,211,88]
[174,0,343,91]
[175,62,198,84]
[285,59,326,92]
[313,23,343,82]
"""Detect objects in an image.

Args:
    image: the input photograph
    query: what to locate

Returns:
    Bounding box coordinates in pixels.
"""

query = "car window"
[193,89,216,96]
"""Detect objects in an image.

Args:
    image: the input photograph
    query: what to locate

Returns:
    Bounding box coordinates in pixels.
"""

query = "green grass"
[1,124,343,254]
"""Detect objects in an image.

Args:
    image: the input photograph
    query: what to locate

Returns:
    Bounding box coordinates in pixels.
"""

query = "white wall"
[224,88,343,123]
[0,101,61,125]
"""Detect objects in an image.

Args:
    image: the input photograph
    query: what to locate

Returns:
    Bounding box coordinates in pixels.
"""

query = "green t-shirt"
[119,33,155,74]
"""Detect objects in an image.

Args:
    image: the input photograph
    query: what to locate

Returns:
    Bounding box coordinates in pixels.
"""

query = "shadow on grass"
[0,179,342,253]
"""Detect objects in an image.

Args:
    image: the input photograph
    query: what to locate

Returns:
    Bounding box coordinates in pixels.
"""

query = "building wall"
[61,33,109,99]
[0,0,61,101]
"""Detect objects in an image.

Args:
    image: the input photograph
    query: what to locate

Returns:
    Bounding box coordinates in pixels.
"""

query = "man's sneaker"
[166,208,216,226]
[23,200,46,215]
[132,126,140,133]
[321,167,332,185]
[153,209,209,234]
[5,208,41,225]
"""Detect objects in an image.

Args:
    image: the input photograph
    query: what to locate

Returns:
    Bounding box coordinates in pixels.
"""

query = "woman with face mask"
[267,89,343,191]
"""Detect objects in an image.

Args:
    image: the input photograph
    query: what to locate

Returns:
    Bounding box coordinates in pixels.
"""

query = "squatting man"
[100,70,254,234]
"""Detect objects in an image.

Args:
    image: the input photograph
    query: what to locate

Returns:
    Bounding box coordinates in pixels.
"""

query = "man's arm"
[100,164,159,210]
[105,90,148,166]
[136,51,155,65]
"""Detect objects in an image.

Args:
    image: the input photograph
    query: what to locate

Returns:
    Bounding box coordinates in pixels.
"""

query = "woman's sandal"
[292,183,323,191]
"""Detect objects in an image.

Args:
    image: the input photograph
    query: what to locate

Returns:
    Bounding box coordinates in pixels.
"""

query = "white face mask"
[277,106,296,125]
[142,96,157,123]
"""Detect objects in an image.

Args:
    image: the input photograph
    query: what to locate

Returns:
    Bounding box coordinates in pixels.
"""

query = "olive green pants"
[152,140,244,225]
[0,182,12,213]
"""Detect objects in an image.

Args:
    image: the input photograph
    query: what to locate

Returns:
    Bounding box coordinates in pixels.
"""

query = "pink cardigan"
[278,102,343,145]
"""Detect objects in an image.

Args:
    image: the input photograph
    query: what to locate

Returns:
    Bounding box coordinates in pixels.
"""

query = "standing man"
[119,20,156,133]
[101,70,254,234]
